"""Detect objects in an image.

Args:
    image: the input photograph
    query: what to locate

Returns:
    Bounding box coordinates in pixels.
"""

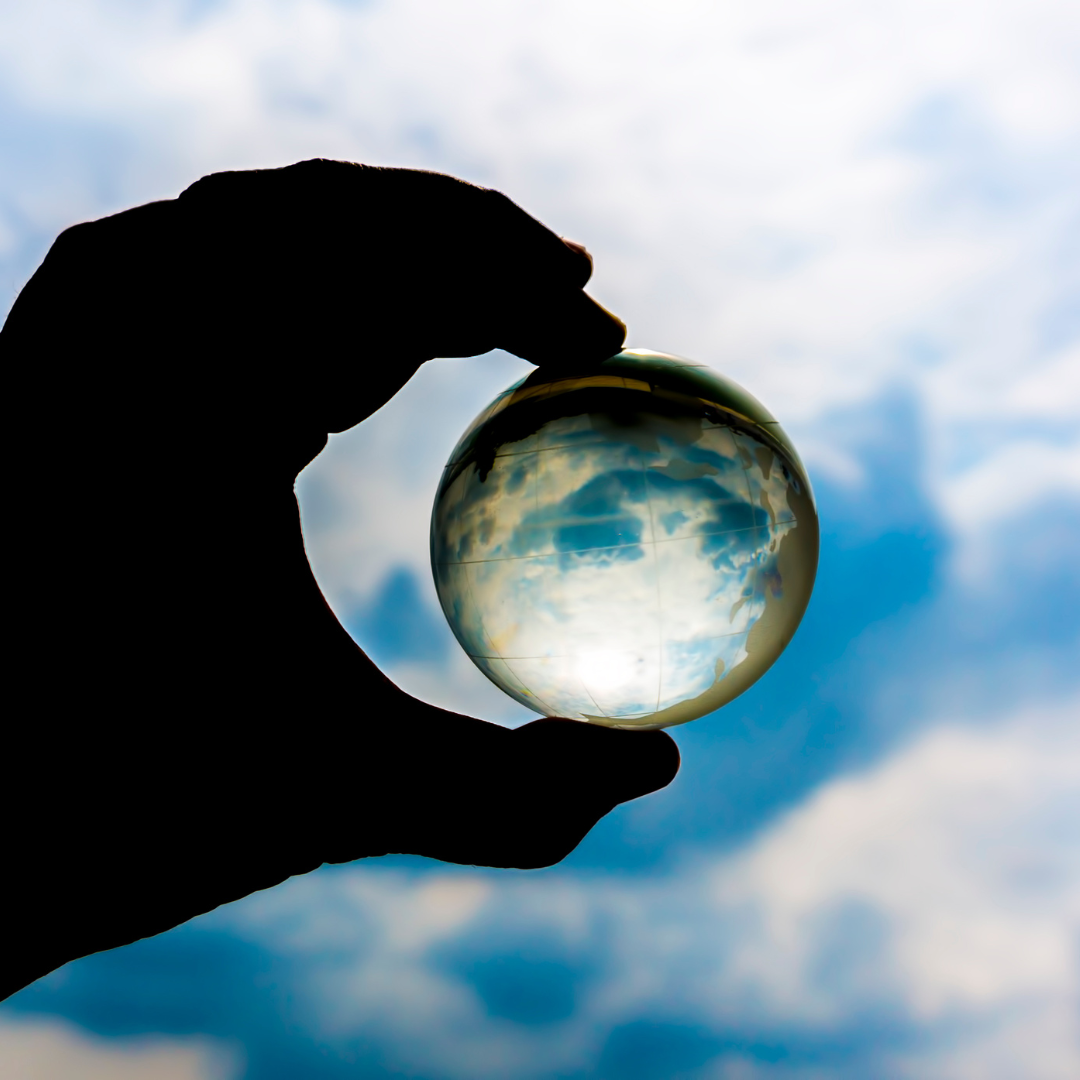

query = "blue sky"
[2,2,1079,1078]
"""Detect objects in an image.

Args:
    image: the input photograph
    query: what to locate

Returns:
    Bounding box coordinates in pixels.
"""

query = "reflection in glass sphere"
[430,350,819,729]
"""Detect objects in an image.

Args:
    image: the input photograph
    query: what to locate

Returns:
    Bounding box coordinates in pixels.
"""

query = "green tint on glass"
[430,350,819,729]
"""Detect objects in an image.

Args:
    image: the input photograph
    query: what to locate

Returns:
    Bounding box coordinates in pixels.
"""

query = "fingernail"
[562,239,593,287]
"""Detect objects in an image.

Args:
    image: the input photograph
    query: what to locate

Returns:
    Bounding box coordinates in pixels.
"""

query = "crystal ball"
[430,350,819,729]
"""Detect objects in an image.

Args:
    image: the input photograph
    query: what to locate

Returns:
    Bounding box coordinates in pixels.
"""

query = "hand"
[0,160,679,1000]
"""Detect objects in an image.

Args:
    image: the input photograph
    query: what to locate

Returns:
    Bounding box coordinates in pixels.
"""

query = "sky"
[2,1,1079,1078]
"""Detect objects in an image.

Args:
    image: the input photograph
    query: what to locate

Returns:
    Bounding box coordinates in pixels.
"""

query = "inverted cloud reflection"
[432,356,818,727]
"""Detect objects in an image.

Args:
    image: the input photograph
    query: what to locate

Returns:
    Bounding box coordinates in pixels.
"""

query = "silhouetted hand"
[0,160,679,1000]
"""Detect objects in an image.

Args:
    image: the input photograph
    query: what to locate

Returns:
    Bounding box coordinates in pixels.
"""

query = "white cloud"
[213,695,1080,1079]
[2,3,1077,612]
[938,435,1080,534]
[2,7,1077,1073]
[3,0,1077,424]
[299,352,536,605]
[296,350,548,718]
[0,1017,239,1080]
[711,701,1080,1025]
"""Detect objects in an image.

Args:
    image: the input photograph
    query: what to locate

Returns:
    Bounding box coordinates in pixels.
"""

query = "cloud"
[0,1016,238,1080]
[2,3,1078,1076]
[710,702,1080,1024]
[3,0,1076,427]
[198,695,1080,1079]
[2,2,1076,653]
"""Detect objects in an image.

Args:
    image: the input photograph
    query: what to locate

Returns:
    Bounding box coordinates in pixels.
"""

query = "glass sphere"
[430,350,819,729]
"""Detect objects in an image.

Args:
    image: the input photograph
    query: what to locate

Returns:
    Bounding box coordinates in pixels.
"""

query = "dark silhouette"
[0,160,679,1001]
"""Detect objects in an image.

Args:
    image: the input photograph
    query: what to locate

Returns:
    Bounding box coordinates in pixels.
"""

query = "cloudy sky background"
[3,0,1079,1077]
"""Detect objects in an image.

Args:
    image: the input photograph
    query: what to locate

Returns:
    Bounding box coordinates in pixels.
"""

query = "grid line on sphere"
[537,439,610,720]
[465,624,757,661]
[434,524,778,566]
[492,432,608,459]
[581,676,610,720]
[533,444,546,679]
[637,444,665,714]
[490,645,559,716]
[469,557,565,716]
[495,442,584,719]
[733,432,766,647]
[452,468,519,700]
[487,655,552,715]
[732,433,761,519]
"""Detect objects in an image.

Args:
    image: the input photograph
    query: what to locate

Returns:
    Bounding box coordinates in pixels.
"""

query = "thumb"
[512,717,680,808]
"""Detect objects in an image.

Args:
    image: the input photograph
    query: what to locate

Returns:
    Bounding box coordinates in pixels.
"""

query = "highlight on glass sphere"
[430,350,819,729]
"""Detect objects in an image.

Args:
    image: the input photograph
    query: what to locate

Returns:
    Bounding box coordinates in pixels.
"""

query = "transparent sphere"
[430,350,819,729]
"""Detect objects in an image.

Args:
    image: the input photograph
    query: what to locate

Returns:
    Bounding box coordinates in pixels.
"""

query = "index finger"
[424,182,626,364]
[176,160,626,367]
